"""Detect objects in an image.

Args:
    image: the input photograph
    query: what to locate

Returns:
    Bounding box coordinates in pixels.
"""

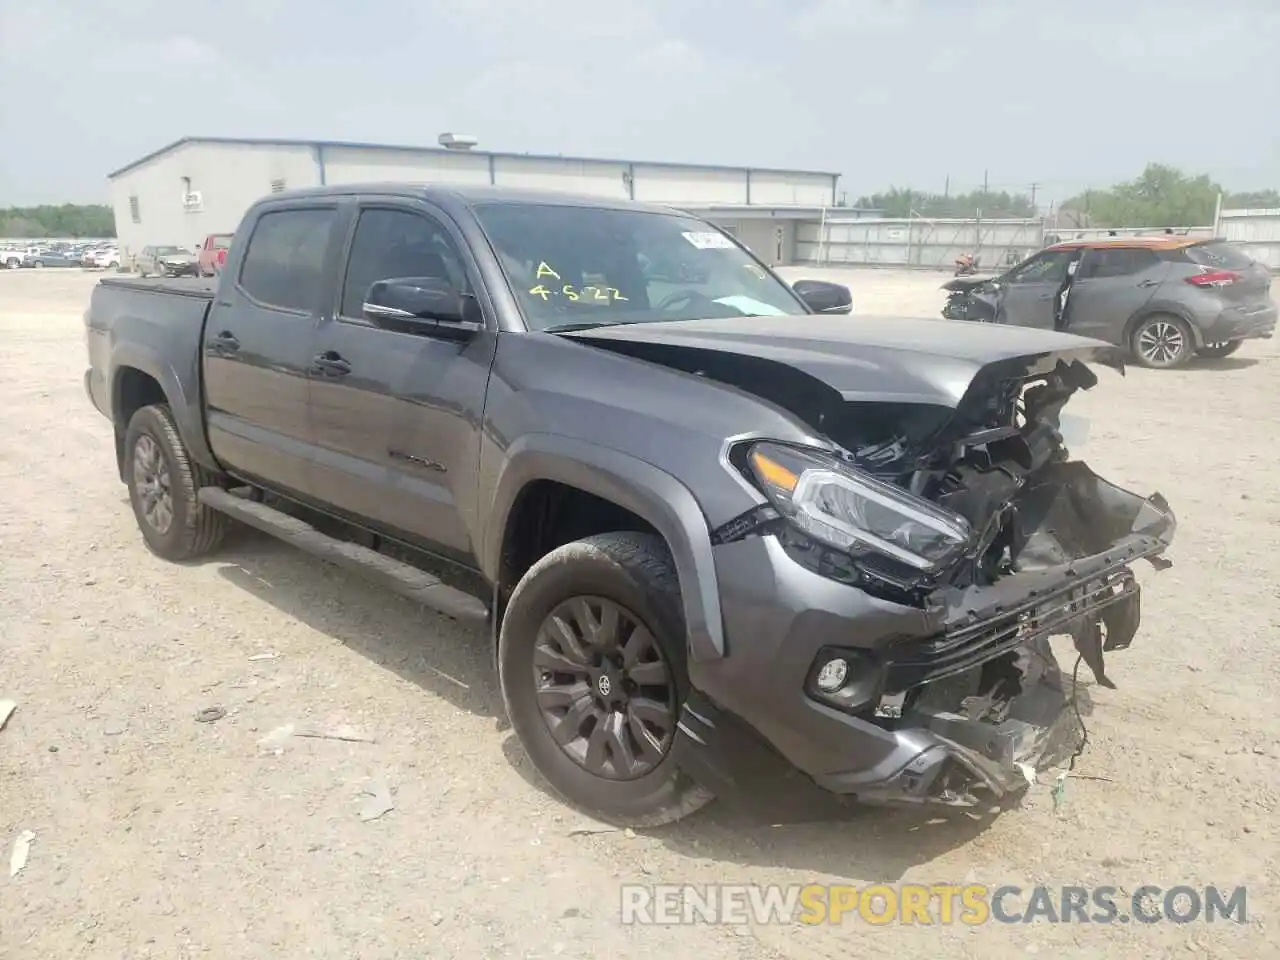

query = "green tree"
[1061,164,1224,227]
[856,187,1036,219]
[0,204,115,238]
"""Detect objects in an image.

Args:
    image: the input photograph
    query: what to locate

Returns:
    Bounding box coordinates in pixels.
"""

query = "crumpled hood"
[563,314,1123,407]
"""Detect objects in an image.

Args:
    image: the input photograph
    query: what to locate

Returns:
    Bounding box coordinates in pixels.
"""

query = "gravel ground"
[2,268,1278,959]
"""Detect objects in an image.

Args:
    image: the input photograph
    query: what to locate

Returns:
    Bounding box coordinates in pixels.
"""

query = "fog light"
[816,657,849,693]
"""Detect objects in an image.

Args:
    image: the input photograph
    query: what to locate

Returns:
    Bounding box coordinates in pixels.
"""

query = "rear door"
[995,248,1076,329]
[202,202,343,496]
[1063,246,1168,343]
[307,199,497,565]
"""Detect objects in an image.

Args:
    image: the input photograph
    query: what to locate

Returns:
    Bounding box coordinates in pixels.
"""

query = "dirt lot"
[2,268,1278,959]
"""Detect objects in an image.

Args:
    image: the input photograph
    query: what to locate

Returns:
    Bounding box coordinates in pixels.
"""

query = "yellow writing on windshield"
[527,283,628,303]
[536,262,561,280]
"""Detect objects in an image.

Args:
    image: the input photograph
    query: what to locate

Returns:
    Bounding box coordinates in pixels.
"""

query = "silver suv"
[974,236,1275,368]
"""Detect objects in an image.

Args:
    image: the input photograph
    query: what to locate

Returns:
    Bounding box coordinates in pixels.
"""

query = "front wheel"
[1196,340,1242,359]
[124,404,229,561]
[498,532,714,827]
[1131,314,1194,369]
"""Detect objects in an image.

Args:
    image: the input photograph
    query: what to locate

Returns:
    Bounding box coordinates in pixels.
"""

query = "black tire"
[123,404,228,561]
[32,260,43,269]
[1196,340,1242,359]
[498,532,714,827]
[1130,313,1194,369]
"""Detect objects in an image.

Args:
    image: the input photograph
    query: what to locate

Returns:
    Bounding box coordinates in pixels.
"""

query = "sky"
[1,0,1278,206]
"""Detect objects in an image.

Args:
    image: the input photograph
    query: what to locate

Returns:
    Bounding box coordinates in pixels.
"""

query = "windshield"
[472,202,807,331]
[156,246,184,255]
[212,235,233,249]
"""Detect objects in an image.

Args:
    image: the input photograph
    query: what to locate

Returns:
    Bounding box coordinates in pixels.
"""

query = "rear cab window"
[237,208,339,313]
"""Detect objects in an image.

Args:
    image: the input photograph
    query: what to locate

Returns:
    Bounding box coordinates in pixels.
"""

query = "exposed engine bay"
[568,324,1177,806]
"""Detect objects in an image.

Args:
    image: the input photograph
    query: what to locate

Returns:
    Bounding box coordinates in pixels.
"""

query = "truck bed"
[85,275,218,438]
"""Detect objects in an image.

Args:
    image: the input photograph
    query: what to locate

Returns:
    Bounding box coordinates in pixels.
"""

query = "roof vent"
[438,133,479,151]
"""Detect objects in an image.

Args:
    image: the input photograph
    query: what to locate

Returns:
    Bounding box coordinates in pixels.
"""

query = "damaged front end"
[717,352,1176,808]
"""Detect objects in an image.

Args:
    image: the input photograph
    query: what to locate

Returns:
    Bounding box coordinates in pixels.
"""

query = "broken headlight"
[744,442,973,573]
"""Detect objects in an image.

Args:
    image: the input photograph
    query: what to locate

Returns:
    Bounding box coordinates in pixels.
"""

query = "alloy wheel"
[532,596,676,781]
[132,434,174,534]
[1137,319,1186,367]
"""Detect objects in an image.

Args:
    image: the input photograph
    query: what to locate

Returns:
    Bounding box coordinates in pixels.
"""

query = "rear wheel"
[1196,340,1242,359]
[1131,314,1194,369]
[124,404,228,561]
[498,532,714,827]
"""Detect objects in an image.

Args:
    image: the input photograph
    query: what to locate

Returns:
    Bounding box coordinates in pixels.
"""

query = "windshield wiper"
[541,320,628,333]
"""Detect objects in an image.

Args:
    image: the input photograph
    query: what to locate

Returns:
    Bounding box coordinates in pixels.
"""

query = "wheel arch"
[1125,303,1204,350]
[109,344,217,481]
[484,435,725,664]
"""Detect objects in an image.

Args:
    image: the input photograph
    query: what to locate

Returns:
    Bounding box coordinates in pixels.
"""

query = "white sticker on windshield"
[713,296,789,316]
[682,231,736,250]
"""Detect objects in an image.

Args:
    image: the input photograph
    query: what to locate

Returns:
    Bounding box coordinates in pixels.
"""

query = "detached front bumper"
[680,487,1174,811]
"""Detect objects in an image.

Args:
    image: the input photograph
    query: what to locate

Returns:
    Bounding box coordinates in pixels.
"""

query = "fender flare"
[109,342,219,474]
[483,433,725,661]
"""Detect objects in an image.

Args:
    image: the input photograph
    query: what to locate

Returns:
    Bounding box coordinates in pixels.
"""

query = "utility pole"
[944,175,950,198]
[1029,182,1039,206]
[982,169,989,194]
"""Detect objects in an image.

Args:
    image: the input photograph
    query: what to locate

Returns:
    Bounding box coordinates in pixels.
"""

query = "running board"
[197,487,489,623]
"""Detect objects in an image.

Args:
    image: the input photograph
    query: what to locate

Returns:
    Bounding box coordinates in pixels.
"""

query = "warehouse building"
[106,135,850,267]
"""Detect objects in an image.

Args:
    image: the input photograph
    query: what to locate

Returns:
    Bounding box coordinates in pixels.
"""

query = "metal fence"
[799,216,1046,270]
[796,208,1280,271]
[1218,208,1280,270]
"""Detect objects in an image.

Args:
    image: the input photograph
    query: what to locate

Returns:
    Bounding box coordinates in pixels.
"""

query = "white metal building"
[106,136,843,266]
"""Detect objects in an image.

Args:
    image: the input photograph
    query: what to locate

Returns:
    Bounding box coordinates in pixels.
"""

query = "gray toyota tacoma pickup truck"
[84,184,1176,826]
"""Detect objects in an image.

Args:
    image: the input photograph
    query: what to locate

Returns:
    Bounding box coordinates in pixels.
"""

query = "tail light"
[1185,270,1240,288]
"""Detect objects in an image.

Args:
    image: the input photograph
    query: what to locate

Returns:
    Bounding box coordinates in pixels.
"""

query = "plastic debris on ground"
[9,831,35,877]
[359,777,395,822]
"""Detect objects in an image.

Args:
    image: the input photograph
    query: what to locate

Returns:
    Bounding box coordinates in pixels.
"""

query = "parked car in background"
[27,249,84,268]
[137,245,198,278]
[87,247,121,269]
[942,236,1276,368]
[197,234,233,277]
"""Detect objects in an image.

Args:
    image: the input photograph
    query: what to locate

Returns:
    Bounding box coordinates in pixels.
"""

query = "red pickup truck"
[197,234,233,277]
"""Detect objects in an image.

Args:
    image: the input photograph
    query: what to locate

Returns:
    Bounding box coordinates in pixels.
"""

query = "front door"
[203,203,341,496]
[995,248,1077,330]
[1063,247,1168,344]
[308,201,497,565]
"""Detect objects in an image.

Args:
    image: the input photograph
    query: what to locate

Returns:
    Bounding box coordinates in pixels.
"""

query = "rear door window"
[1081,247,1161,279]
[1185,241,1255,271]
[238,208,339,313]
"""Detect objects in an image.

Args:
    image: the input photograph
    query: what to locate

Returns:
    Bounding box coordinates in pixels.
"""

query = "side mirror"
[362,277,482,337]
[792,279,853,315]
